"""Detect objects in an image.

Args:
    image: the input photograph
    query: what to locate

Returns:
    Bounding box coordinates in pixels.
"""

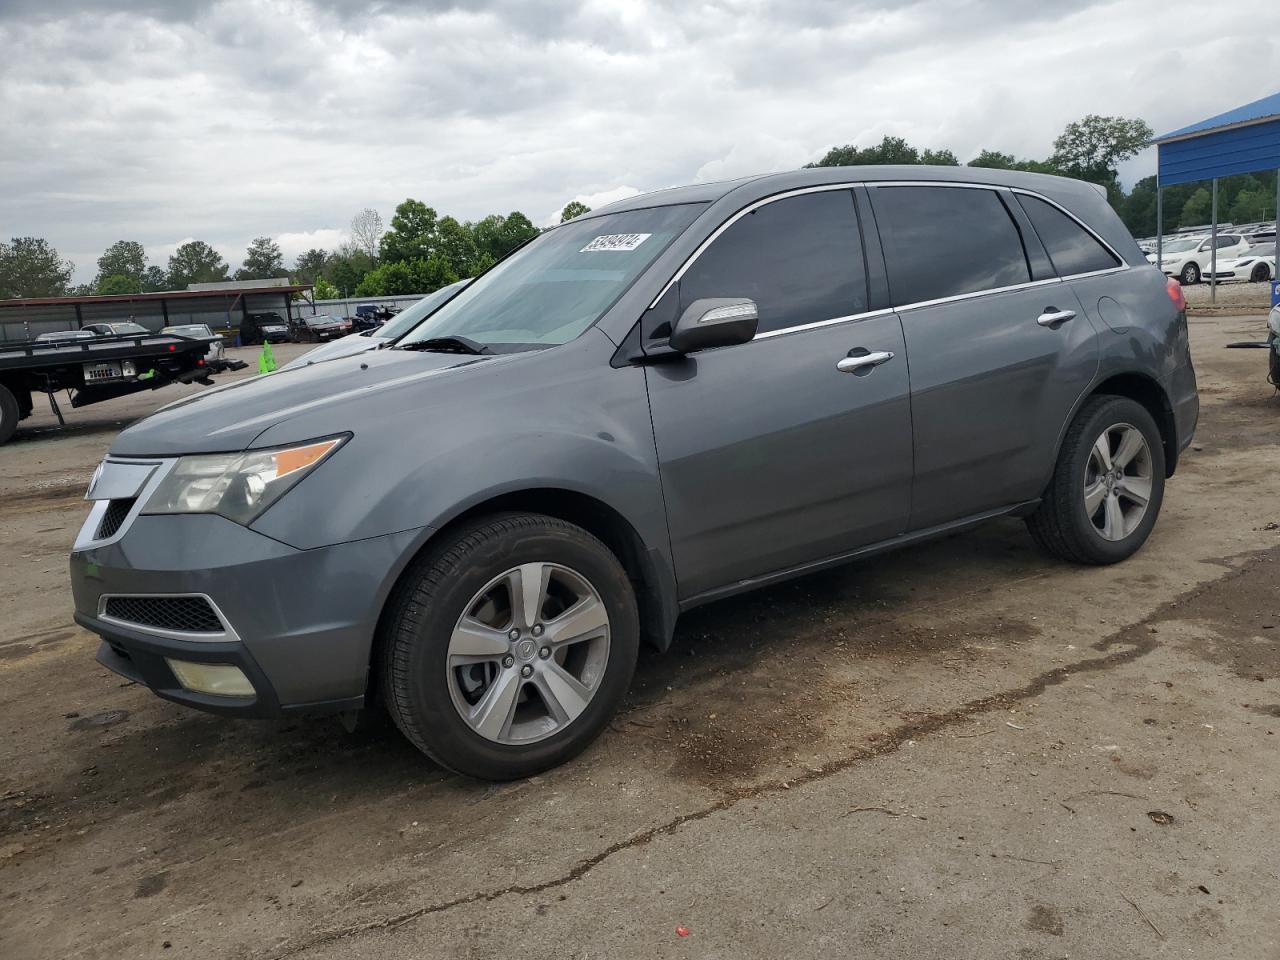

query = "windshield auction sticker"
[580,233,651,253]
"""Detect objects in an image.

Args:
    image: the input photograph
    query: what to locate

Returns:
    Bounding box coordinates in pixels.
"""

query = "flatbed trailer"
[0,331,220,445]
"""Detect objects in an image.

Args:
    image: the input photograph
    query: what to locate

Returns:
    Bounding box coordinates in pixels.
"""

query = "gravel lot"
[2,322,1279,960]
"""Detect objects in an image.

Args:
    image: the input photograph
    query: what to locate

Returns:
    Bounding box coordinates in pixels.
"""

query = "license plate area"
[83,361,124,381]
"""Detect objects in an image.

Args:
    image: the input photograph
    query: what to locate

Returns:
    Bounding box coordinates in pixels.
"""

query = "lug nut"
[508,628,520,640]
[539,646,551,659]
[502,655,515,668]
[532,624,543,637]
[520,664,534,678]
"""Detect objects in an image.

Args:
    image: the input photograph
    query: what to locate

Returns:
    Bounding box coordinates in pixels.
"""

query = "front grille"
[103,595,223,634]
[96,498,136,539]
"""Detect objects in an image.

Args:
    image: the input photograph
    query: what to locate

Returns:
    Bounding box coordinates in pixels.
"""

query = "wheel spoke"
[1102,492,1125,540]
[542,595,608,648]
[1113,427,1146,468]
[508,563,550,630]
[449,617,511,659]
[1083,478,1108,516]
[1092,434,1113,471]
[1118,475,1151,507]
[468,670,521,740]
[535,661,592,725]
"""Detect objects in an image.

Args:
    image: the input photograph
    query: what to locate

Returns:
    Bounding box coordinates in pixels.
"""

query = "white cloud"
[0,0,1276,283]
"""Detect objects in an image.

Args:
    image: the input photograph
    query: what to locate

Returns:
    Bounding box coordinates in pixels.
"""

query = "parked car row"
[1145,232,1275,284]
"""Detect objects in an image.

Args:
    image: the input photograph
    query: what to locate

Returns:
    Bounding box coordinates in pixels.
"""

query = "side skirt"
[676,499,1041,612]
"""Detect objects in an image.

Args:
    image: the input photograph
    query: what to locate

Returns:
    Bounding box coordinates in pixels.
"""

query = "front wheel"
[0,383,19,446]
[1251,262,1272,283]
[380,513,639,780]
[1180,262,1200,285]
[1027,396,1166,565]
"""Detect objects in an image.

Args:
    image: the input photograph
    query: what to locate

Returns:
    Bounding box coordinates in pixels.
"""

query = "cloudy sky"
[1,0,1276,283]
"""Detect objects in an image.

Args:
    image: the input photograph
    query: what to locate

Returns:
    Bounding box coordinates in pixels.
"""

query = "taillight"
[1166,277,1186,313]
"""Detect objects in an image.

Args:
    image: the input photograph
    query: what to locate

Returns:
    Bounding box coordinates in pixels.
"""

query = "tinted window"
[1216,235,1240,248]
[871,186,1030,304]
[678,190,866,335]
[1016,194,1121,276]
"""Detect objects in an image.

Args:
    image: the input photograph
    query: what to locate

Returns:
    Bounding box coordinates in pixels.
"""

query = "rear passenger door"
[644,189,913,600]
[867,184,1100,530]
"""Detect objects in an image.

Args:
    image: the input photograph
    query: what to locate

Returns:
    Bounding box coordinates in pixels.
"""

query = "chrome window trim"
[97,592,241,644]
[647,179,1134,330]
[752,308,895,341]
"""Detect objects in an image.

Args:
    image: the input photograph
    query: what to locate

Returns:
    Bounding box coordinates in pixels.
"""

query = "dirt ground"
[2,324,1279,960]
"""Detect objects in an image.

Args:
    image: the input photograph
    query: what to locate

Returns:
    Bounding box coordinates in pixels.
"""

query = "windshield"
[379,281,468,339]
[306,315,339,326]
[400,203,705,350]
[109,322,148,334]
[1161,238,1201,254]
[168,325,210,337]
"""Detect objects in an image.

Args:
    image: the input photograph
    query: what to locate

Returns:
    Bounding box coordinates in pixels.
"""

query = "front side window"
[677,190,867,335]
[1016,194,1121,276]
[1216,235,1240,249]
[400,203,705,351]
[870,186,1030,305]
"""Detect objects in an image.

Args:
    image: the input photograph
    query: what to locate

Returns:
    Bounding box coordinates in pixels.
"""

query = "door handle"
[837,350,895,373]
[1037,308,1076,327]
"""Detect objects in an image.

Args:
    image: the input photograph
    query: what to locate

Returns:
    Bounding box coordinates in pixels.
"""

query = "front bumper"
[71,511,426,717]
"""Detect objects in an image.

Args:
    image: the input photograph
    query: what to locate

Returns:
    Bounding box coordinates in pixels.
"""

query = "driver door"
[642,189,914,600]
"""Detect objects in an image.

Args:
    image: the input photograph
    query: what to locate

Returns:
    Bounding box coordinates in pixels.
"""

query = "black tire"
[1251,262,1272,283]
[0,383,19,446]
[1180,262,1200,285]
[1026,395,1166,565]
[380,512,639,780]
[1269,335,1279,387]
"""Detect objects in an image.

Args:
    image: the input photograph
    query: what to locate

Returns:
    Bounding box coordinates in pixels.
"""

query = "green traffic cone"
[258,341,277,374]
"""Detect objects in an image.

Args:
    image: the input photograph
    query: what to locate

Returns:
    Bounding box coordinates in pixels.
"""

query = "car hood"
[278,332,388,372]
[110,347,503,456]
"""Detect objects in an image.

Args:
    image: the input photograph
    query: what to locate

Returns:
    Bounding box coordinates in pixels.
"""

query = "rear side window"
[1017,194,1122,276]
[870,186,1030,305]
[679,190,867,335]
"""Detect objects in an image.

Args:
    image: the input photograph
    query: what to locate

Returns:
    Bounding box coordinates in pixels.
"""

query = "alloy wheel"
[445,562,611,744]
[1083,422,1153,542]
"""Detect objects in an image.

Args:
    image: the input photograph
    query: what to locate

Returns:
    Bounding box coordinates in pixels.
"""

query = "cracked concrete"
[3,317,1280,960]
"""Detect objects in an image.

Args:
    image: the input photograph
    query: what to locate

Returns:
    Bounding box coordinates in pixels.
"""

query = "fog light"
[166,659,254,697]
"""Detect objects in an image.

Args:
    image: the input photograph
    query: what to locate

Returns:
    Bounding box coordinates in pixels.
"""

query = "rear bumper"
[70,513,427,714]
[1164,359,1199,467]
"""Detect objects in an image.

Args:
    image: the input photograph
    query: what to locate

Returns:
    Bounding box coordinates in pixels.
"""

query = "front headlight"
[143,436,346,525]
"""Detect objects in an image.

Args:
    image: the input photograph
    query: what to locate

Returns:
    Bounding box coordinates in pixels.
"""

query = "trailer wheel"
[0,383,20,446]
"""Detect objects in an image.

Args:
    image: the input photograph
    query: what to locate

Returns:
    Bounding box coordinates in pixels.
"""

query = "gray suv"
[70,166,1198,780]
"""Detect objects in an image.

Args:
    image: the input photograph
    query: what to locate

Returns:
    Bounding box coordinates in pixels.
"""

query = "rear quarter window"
[1016,195,1122,276]
[869,185,1031,305]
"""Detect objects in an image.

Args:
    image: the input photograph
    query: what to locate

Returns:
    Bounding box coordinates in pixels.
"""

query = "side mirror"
[668,298,759,354]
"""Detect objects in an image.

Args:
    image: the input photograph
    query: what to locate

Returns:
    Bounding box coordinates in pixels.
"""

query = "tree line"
[4,114,1275,302]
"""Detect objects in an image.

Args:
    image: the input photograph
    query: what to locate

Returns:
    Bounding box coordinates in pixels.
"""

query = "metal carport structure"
[1152,90,1280,302]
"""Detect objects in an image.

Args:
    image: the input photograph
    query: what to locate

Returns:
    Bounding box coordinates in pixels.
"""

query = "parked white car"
[1147,233,1252,284]
[1207,249,1275,284]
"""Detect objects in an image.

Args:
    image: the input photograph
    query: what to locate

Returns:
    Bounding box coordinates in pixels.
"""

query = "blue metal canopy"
[1153,91,1280,186]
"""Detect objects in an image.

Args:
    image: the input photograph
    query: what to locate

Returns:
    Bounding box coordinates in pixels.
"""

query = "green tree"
[167,240,229,288]
[293,248,330,284]
[1050,115,1152,182]
[1178,187,1212,228]
[95,240,147,288]
[1229,188,1273,225]
[920,148,959,166]
[471,212,538,263]
[354,261,417,296]
[312,276,340,300]
[967,149,1018,169]
[97,273,141,295]
[560,200,591,222]
[381,199,440,264]
[437,216,481,277]
[410,255,460,292]
[329,243,374,295]
[236,236,285,280]
[142,265,168,292]
[0,237,74,298]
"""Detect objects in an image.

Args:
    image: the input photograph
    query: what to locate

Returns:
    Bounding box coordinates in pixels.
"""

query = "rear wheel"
[1180,262,1200,285]
[380,513,639,780]
[0,383,19,445]
[1027,396,1166,565]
